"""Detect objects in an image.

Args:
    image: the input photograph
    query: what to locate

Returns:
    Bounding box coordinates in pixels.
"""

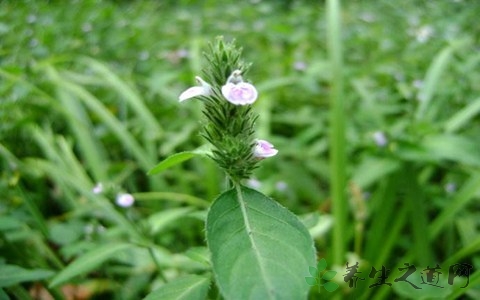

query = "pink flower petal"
[116,193,135,207]
[179,86,206,102]
[178,76,212,102]
[254,139,278,158]
[221,82,258,105]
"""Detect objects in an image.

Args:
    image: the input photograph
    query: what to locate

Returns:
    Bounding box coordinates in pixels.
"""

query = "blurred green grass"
[1,0,479,299]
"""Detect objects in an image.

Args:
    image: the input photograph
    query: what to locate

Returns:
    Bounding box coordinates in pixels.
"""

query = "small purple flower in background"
[254,139,278,158]
[116,193,135,207]
[92,182,103,194]
[221,70,258,105]
[176,48,189,59]
[415,25,434,43]
[275,181,288,192]
[27,14,37,24]
[359,12,376,23]
[413,79,423,89]
[293,61,307,71]
[179,76,212,102]
[138,50,150,61]
[246,178,262,189]
[84,224,95,235]
[82,23,93,33]
[363,192,372,201]
[29,38,39,48]
[165,48,189,64]
[372,131,388,147]
[444,182,456,194]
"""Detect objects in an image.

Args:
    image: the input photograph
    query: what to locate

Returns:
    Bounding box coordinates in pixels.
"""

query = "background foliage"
[1,0,479,299]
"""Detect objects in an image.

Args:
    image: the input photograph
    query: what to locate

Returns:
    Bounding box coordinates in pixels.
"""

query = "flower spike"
[177,38,274,181]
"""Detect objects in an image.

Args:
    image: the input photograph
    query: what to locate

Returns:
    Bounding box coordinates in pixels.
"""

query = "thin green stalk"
[404,169,432,265]
[430,172,480,239]
[148,247,167,283]
[18,187,65,270]
[442,237,480,268]
[359,205,408,300]
[327,0,347,267]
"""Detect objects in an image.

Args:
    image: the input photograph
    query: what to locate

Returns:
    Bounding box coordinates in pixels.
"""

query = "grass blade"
[415,46,454,120]
[78,57,163,138]
[327,0,347,266]
[49,243,132,288]
[444,97,480,133]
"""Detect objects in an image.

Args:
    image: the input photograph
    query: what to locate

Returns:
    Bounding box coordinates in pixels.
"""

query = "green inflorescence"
[199,38,259,182]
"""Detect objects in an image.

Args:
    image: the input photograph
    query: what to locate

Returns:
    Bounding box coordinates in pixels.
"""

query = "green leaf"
[0,288,9,299]
[322,270,337,281]
[352,157,401,188]
[49,242,132,287]
[206,185,316,300]
[0,216,23,231]
[148,152,197,175]
[148,148,210,175]
[304,277,318,286]
[308,266,318,277]
[444,97,480,133]
[0,265,54,288]
[184,247,211,268]
[323,281,339,293]
[421,134,480,167]
[147,207,194,234]
[317,258,328,273]
[49,220,84,246]
[78,57,164,139]
[415,46,454,120]
[143,275,210,300]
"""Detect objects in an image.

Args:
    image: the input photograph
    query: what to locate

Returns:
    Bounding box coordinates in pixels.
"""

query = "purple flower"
[293,61,307,71]
[444,182,456,194]
[246,178,262,189]
[372,131,388,147]
[254,139,278,158]
[221,70,258,105]
[275,181,288,192]
[92,183,103,194]
[116,193,135,207]
[179,76,212,102]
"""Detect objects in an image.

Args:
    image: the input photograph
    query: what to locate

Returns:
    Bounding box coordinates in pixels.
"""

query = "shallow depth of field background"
[1,0,479,299]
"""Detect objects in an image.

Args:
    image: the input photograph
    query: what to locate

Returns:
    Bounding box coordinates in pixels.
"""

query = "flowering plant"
[178,39,278,183]
[149,38,315,300]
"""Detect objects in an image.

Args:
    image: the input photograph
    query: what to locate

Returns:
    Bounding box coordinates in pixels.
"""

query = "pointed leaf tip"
[324,281,339,292]
[317,258,328,272]
[305,277,318,286]
[322,270,337,281]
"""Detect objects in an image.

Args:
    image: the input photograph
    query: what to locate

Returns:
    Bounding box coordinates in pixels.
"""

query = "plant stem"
[148,246,167,282]
[327,0,347,267]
